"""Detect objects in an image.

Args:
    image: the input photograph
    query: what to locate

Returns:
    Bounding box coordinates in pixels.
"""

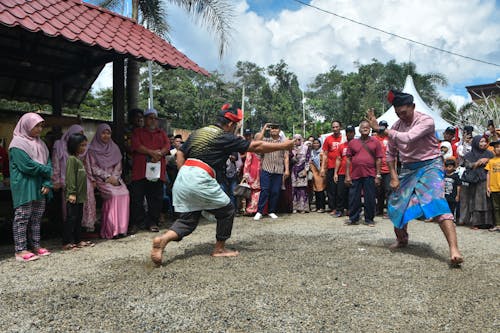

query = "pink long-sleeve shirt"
[386,111,440,164]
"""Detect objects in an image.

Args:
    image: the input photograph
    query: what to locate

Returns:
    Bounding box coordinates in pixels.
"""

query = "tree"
[98,0,234,111]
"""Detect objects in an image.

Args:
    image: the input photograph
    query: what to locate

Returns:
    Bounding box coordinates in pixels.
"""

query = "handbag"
[234,179,251,199]
[145,161,161,181]
[460,168,481,184]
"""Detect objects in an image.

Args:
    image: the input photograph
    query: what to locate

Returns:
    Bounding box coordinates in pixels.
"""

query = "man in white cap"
[129,108,170,234]
[151,104,294,266]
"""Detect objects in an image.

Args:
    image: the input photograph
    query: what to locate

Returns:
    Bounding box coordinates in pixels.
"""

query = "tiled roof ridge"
[0,0,208,75]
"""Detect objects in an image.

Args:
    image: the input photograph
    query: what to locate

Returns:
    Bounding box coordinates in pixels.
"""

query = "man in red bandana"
[150,104,294,266]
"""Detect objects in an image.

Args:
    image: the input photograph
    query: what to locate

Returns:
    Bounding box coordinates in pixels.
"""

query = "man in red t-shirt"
[345,121,382,226]
[333,125,356,217]
[321,120,344,215]
[129,108,171,234]
[375,120,390,216]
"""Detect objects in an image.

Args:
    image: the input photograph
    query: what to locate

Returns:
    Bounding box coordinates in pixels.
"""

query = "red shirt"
[131,128,170,182]
[322,134,343,169]
[347,137,383,180]
[336,142,350,175]
[375,135,389,174]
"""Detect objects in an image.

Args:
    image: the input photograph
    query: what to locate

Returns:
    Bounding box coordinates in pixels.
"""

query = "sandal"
[62,244,78,251]
[15,252,39,262]
[76,241,95,248]
[34,248,51,256]
[149,225,160,233]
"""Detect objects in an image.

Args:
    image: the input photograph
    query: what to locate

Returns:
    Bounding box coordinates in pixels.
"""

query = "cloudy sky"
[93,0,500,108]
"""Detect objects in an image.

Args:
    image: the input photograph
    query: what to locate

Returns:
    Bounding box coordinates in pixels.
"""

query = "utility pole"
[302,91,306,137]
[240,85,245,136]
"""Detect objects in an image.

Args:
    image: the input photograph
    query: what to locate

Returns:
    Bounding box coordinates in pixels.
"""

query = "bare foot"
[450,250,464,267]
[151,237,165,266]
[389,241,408,249]
[211,248,240,257]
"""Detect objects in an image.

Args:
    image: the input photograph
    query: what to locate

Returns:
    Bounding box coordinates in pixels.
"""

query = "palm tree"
[98,0,234,110]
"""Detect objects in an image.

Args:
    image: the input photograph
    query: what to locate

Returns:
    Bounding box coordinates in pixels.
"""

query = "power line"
[292,0,500,68]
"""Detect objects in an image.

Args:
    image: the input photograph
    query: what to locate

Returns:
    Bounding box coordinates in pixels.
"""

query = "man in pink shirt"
[367,90,463,267]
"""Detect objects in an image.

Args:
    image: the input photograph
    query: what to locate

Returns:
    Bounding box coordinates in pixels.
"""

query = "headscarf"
[9,113,49,164]
[440,141,453,160]
[52,124,84,165]
[88,123,122,169]
[311,141,322,169]
[464,135,493,163]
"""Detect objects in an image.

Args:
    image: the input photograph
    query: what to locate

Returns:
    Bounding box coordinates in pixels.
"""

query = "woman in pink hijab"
[52,124,97,232]
[9,113,52,261]
[88,124,129,239]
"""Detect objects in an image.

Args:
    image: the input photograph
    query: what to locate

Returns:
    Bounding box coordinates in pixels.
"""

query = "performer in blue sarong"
[367,90,463,266]
[150,104,294,266]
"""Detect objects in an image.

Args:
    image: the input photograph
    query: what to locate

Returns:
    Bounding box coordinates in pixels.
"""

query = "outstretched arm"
[247,139,294,154]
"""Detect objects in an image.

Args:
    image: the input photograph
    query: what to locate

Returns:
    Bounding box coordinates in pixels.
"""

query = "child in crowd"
[443,158,461,221]
[63,133,95,250]
[485,140,500,232]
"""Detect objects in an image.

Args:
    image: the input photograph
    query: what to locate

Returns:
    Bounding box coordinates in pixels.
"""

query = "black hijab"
[464,135,493,162]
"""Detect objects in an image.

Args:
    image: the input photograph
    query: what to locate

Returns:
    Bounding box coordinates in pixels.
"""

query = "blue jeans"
[220,177,238,209]
[349,176,376,223]
[257,170,282,214]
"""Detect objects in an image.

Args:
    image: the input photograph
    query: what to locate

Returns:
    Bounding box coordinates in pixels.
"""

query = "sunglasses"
[269,126,279,129]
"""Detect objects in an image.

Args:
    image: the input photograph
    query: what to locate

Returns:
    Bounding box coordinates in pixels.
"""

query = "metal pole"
[240,85,245,136]
[302,91,306,137]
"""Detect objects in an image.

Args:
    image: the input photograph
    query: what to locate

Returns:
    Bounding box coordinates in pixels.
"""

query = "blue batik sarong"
[388,158,451,229]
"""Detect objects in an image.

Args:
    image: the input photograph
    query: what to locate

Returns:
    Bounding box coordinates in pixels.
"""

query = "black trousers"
[376,173,391,214]
[170,203,235,242]
[326,168,338,211]
[129,179,163,229]
[336,174,349,212]
[314,191,326,210]
[63,202,82,244]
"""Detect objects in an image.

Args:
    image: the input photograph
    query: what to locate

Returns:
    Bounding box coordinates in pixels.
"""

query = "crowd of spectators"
[3,104,499,262]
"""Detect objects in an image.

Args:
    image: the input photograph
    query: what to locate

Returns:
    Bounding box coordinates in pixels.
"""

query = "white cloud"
[92,0,500,102]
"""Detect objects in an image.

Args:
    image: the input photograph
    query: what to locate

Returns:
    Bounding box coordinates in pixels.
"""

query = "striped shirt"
[260,137,286,174]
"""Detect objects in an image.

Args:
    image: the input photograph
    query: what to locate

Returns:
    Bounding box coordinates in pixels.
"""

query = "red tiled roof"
[0,0,209,75]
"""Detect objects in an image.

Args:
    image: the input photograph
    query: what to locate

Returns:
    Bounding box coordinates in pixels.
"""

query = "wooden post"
[112,58,125,151]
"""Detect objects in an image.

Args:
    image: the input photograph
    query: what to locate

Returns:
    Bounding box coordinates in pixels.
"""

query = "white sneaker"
[253,212,262,221]
[269,213,278,219]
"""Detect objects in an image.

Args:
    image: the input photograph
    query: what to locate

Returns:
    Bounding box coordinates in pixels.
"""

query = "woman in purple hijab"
[88,124,129,239]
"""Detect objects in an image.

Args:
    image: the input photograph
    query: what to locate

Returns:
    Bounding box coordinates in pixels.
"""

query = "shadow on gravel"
[358,239,449,264]
[153,240,259,267]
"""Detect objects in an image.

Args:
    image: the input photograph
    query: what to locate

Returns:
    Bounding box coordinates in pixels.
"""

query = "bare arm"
[247,139,294,154]
[254,123,270,141]
[176,150,185,169]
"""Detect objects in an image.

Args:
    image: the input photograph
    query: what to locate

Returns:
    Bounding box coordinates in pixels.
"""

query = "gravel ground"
[0,213,499,333]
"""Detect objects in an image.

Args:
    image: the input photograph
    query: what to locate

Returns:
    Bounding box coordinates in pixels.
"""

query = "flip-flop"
[15,252,39,262]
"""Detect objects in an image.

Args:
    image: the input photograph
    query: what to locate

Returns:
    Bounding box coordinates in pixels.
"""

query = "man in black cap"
[333,125,356,217]
[374,119,391,216]
[151,104,294,265]
[367,90,463,266]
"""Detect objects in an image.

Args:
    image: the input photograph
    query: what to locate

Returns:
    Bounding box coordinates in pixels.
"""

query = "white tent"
[377,75,452,139]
